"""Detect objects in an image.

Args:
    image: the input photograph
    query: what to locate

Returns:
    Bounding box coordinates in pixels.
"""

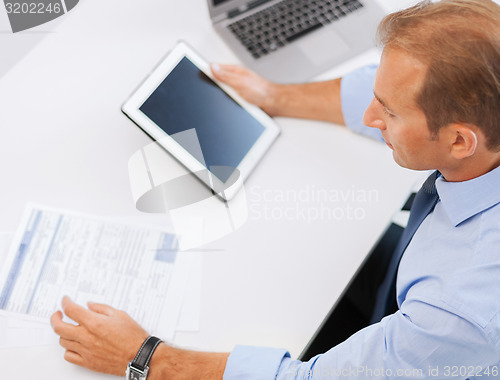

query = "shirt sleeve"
[340,64,384,142]
[223,303,499,380]
[223,345,289,379]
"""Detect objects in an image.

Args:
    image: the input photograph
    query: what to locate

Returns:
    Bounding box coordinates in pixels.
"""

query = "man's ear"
[448,124,478,160]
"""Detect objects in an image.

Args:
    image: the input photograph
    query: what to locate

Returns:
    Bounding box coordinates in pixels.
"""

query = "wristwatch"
[126,336,163,380]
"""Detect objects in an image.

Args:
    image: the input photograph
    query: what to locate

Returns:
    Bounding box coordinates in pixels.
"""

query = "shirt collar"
[435,165,500,226]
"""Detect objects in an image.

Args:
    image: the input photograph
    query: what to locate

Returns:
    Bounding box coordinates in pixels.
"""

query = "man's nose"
[363,98,386,130]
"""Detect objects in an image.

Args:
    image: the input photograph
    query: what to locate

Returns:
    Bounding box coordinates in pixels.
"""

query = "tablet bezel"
[122,41,280,201]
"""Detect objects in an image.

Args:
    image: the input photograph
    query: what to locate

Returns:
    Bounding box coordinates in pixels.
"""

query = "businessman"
[51,0,500,378]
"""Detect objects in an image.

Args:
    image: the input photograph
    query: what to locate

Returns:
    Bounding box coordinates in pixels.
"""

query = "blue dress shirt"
[223,65,500,379]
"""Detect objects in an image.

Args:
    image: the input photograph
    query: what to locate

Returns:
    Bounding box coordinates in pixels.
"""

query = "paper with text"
[0,205,191,340]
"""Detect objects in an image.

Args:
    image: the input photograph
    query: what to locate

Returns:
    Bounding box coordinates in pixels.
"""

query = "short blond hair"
[378,0,500,151]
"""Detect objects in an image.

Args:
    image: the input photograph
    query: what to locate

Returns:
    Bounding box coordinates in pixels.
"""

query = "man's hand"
[50,296,149,375]
[211,63,278,115]
[211,63,345,125]
[51,296,229,380]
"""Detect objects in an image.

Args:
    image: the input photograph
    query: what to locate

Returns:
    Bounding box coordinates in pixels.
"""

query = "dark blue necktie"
[370,171,440,323]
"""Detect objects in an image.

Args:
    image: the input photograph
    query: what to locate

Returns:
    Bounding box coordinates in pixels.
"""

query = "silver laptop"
[208,0,385,83]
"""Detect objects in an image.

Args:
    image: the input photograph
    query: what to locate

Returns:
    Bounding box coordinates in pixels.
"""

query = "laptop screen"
[213,0,231,4]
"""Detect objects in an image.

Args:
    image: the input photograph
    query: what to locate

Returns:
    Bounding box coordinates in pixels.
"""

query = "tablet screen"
[139,57,265,183]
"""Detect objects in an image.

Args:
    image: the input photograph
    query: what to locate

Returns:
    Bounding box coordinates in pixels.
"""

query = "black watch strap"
[131,336,163,372]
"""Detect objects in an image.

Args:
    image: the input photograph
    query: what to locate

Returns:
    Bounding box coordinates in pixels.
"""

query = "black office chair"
[299,193,416,361]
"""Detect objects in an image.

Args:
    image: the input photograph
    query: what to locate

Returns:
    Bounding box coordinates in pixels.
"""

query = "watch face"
[126,365,146,380]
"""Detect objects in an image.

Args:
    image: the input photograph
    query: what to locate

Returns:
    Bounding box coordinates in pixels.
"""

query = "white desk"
[0,0,422,377]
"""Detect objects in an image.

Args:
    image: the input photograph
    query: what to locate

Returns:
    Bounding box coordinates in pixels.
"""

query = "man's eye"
[383,107,396,118]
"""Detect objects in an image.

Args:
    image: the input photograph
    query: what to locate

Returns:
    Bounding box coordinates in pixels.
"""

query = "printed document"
[0,204,193,341]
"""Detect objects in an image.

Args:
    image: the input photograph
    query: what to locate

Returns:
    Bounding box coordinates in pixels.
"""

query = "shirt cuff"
[340,64,384,142]
[223,345,290,380]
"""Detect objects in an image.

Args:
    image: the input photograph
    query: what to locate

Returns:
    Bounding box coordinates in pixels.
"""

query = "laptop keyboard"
[228,0,364,59]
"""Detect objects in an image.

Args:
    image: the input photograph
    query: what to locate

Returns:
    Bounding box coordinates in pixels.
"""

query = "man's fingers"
[50,310,63,326]
[211,63,241,75]
[64,350,85,366]
[61,296,93,325]
[59,337,82,353]
[211,63,249,83]
[210,63,224,79]
[87,301,115,316]
[50,310,81,341]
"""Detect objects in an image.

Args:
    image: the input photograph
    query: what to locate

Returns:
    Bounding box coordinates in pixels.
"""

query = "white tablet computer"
[122,41,280,201]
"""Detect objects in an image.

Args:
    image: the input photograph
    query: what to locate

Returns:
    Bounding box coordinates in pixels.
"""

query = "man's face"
[363,48,449,171]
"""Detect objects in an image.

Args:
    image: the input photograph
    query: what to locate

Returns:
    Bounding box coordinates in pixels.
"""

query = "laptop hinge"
[227,0,271,19]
